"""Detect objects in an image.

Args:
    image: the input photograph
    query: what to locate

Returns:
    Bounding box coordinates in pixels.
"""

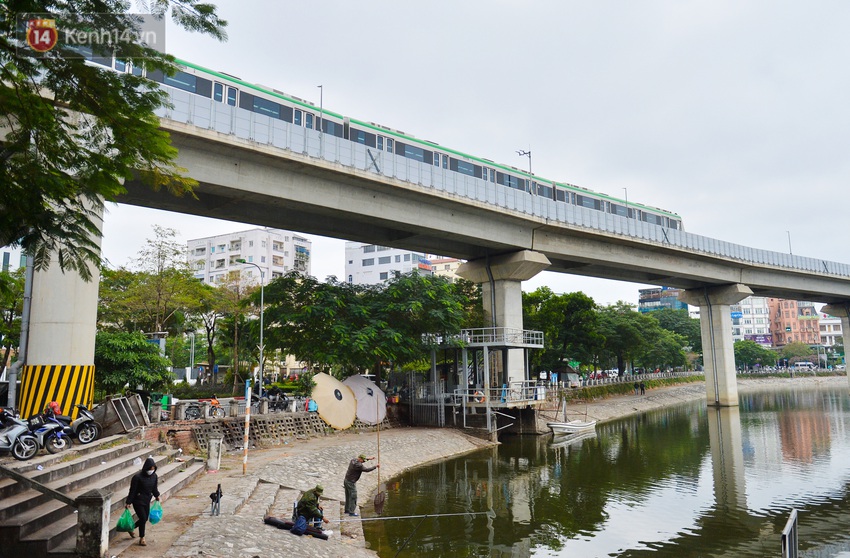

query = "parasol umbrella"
[311,373,357,430]
[342,375,387,425]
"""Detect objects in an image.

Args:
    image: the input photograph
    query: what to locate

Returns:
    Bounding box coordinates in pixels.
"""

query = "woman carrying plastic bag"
[124,457,160,546]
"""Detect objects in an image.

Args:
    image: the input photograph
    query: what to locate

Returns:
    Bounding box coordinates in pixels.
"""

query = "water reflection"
[363,385,850,557]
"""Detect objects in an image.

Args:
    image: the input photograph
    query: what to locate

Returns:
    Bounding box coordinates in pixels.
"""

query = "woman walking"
[125,457,160,546]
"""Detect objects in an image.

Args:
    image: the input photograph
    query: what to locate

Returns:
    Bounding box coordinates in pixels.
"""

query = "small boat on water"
[547,420,597,434]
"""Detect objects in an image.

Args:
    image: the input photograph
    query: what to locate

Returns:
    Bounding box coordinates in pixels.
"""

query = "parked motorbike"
[0,409,40,461]
[43,404,101,444]
[27,409,73,454]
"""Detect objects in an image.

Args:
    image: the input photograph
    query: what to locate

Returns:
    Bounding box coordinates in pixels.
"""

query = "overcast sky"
[101,1,850,305]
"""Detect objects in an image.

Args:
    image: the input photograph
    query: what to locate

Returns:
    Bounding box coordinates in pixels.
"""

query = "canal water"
[363,384,850,557]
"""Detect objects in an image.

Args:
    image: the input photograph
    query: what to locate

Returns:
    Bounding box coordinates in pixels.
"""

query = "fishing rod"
[336,510,495,523]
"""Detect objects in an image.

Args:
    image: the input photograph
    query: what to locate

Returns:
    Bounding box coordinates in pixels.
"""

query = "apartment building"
[188,228,311,285]
[730,296,772,346]
[344,242,432,285]
[768,298,820,347]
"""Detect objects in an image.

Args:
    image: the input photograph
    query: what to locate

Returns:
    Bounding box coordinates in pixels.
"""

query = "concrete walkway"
[115,427,493,558]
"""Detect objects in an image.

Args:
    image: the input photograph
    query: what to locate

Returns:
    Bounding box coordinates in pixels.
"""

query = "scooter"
[0,409,40,461]
[44,404,101,444]
[27,410,73,454]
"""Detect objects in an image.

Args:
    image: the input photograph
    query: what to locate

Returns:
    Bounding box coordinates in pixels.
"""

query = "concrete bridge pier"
[17,206,101,419]
[456,250,550,385]
[680,284,753,407]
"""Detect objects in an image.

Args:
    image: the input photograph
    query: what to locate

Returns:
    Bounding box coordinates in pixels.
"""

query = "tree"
[781,342,815,363]
[523,288,602,372]
[1,1,227,280]
[260,271,475,377]
[94,331,173,395]
[652,308,702,354]
[734,340,777,369]
[98,226,203,334]
[0,269,25,373]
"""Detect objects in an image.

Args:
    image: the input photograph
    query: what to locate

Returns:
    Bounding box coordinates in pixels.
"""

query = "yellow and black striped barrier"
[18,364,95,420]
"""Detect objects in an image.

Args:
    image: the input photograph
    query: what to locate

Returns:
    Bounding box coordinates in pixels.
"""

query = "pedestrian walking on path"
[125,456,160,546]
[640,382,646,395]
[344,454,378,516]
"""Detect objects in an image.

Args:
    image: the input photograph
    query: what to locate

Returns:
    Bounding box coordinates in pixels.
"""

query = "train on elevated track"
[87,52,684,231]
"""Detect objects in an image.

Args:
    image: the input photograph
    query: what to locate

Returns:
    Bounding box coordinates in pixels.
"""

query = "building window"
[380,272,388,280]
[363,245,375,253]
[362,258,374,266]
[404,254,410,262]
[348,275,353,283]
[261,256,266,263]
[378,256,391,265]
[249,241,253,247]
[395,255,401,263]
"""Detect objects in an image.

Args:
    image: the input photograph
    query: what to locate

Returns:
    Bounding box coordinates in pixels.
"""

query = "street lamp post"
[236,259,264,398]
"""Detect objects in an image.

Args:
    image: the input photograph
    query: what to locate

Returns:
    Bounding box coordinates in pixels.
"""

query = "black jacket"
[126,457,160,506]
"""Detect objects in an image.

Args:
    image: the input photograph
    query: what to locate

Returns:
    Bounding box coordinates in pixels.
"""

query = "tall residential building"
[637,287,688,313]
[344,242,432,285]
[187,228,311,285]
[730,296,772,346]
[768,298,820,347]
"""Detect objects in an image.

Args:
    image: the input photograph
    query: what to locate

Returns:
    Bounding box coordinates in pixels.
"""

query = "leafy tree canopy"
[94,331,173,394]
[1,1,227,280]
[734,340,777,368]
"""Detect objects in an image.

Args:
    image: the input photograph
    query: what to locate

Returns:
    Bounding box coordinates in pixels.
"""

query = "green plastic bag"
[117,509,135,532]
[149,500,163,524]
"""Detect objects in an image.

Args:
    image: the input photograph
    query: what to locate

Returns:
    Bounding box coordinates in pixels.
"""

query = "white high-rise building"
[344,242,432,285]
[1,246,24,273]
[188,228,311,285]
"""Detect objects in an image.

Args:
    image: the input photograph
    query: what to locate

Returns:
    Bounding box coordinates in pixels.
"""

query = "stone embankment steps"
[0,434,204,558]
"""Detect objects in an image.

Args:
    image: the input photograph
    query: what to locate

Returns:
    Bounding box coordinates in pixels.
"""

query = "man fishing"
[344,453,378,516]
[296,484,330,529]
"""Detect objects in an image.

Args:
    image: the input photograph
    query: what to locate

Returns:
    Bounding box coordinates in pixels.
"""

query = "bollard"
[75,489,111,558]
[150,401,162,423]
[229,400,239,417]
[258,398,269,415]
[201,401,211,419]
[174,401,187,421]
[207,433,224,471]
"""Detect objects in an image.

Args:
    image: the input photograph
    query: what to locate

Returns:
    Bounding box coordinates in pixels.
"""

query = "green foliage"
[0,1,227,279]
[0,269,24,371]
[652,308,702,353]
[563,374,705,402]
[94,331,174,395]
[781,342,815,360]
[259,271,474,377]
[734,340,778,368]
[596,302,689,373]
[523,288,602,372]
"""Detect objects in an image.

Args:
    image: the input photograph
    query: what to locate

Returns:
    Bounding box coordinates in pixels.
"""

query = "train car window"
[238,91,254,111]
[611,203,628,217]
[377,136,384,150]
[496,172,525,190]
[195,77,212,98]
[555,189,568,202]
[163,70,198,93]
[226,87,237,106]
[443,154,448,169]
[450,158,482,178]
[214,83,224,102]
[252,96,280,118]
[576,194,602,211]
[536,183,553,198]
[433,153,440,167]
[669,219,680,230]
[322,120,344,138]
[397,142,433,164]
[305,113,314,129]
[90,49,112,67]
[386,138,394,152]
[114,59,127,72]
[351,129,377,147]
[294,109,302,126]
[642,212,662,225]
[131,63,143,76]
[147,68,164,83]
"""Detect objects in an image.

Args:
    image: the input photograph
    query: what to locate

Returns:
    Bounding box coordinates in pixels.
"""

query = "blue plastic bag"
[149,500,163,524]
